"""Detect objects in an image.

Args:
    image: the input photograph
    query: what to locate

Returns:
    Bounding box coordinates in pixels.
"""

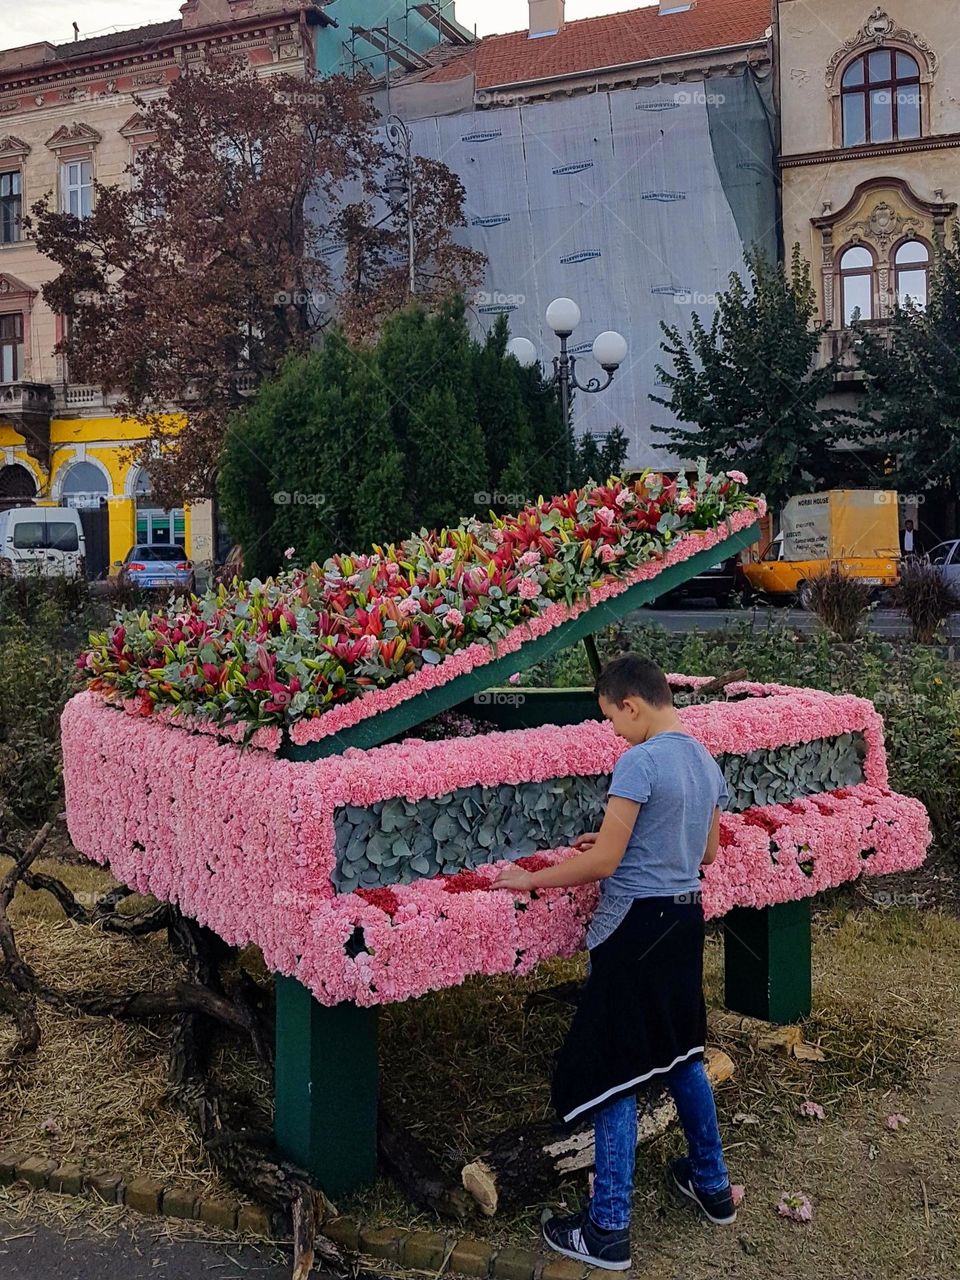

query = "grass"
[1,853,959,1278]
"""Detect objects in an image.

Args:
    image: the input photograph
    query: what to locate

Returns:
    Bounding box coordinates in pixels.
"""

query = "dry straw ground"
[0,850,958,1280]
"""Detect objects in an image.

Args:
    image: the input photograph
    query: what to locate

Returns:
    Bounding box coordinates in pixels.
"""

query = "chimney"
[528,0,564,39]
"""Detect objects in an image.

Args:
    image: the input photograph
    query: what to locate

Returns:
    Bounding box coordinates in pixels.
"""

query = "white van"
[0,506,86,579]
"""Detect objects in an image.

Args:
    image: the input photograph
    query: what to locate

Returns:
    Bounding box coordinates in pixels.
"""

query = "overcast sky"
[5,0,650,49]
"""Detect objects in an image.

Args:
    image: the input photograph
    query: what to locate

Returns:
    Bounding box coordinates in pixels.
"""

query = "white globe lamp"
[545,297,581,338]
[592,330,628,372]
[506,336,538,368]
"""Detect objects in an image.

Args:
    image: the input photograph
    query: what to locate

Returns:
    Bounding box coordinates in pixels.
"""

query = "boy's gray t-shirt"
[586,731,729,950]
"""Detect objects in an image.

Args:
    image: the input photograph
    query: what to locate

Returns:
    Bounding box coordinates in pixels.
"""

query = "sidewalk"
[0,1209,339,1279]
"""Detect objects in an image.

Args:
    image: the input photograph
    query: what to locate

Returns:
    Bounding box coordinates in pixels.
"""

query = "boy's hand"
[571,831,600,851]
[491,865,536,892]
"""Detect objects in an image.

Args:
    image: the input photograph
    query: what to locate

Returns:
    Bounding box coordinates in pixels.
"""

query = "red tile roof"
[422,0,771,87]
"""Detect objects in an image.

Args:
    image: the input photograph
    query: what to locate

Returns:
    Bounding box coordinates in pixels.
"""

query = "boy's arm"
[491,796,641,892]
[701,808,721,865]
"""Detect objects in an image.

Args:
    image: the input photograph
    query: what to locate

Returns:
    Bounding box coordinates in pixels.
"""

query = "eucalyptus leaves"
[332,733,867,892]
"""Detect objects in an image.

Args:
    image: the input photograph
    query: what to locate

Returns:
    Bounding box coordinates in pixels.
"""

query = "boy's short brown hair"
[595,655,673,708]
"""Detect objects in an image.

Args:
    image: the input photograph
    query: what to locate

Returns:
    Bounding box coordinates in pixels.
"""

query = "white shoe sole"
[542,1226,631,1271]
[672,1172,737,1225]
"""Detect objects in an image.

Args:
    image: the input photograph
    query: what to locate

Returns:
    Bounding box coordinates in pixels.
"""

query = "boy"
[492,655,735,1271]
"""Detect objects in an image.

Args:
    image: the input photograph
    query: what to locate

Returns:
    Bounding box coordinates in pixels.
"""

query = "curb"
[0,1148,609,1280]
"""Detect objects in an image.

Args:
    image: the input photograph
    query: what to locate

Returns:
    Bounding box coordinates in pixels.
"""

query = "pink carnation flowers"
[61,679,929,1009]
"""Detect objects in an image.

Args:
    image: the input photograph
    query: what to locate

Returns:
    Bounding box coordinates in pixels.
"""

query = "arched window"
[60,459,108,509]
[842,49,921,145]
[894,239,930,309]
[839,245,875,324]
[0,462,36,508]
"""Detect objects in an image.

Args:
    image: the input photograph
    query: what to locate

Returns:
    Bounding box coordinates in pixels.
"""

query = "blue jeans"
[590,1056,729,1231]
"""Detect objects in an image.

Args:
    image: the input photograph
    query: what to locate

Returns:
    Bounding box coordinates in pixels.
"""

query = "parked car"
[0,506,85,579]
[926,540,960,586]
[116,545,196,594]
[656,552,741,607]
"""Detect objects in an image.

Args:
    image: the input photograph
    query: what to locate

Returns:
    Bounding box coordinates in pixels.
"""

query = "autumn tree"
[29,57,483,510]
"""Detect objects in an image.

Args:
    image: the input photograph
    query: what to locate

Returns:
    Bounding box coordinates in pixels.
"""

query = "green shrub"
[896,558,960,645]
[805,566,872,641]
[0,619,76,829]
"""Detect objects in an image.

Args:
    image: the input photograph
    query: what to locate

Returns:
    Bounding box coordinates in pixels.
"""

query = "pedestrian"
[492,655,736,1271]
[901,518,920,557]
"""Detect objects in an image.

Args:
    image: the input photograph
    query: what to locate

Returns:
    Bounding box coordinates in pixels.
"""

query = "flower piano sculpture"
[62,473,930,1195]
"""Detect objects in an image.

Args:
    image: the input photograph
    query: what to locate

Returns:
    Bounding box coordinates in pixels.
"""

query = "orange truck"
[741,490,901,608]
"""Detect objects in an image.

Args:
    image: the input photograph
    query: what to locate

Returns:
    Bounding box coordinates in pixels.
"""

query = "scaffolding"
[342,1,472,83]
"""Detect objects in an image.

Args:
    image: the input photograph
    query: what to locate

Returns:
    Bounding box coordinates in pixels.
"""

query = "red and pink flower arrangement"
[77,471,762,738]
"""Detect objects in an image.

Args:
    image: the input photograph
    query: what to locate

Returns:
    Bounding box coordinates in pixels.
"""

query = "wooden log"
[377,1110,472,1220]
[461,1047,734,1216]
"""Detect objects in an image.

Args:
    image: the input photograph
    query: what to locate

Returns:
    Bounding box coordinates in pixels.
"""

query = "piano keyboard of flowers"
[61,680,930,1007]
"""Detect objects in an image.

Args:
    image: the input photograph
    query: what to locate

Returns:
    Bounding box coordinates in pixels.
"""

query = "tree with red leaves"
[29,56,483,511]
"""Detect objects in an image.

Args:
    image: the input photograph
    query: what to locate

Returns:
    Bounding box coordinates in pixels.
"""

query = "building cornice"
[0,10,319,97]
[781,132,960,169]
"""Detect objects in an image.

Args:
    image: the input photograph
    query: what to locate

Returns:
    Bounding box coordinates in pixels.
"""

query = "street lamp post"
[506,298,628,486]
[384,115,416,297]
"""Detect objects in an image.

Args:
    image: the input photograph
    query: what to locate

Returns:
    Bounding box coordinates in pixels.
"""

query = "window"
[12,520,44,550]
[0,312,23,381]
[839,246,875,324]
[0,170,21,244]
[61,159,93,218]
[841,49,921,145]
[895,239,930,309]
[46,521,80,552]
[61,460,108,510]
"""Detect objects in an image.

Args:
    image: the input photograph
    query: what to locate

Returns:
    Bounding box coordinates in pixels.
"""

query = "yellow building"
[0,1,328,575]
[777,1,959,395]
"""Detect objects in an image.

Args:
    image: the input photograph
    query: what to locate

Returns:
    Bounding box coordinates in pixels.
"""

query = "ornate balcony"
[820,320,891,384]
[0,382,55,467]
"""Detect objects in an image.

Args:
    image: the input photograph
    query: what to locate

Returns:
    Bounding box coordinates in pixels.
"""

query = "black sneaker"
[669,1157,737,1225]
[541,1206,631,1272]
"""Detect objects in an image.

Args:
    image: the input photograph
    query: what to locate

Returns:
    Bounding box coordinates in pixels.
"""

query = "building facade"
[777,1,959,395]
[391,0,775,467]
[0,0,331,573]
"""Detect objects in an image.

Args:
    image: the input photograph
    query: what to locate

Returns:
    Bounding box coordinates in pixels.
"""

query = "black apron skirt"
[551,895,707,1127]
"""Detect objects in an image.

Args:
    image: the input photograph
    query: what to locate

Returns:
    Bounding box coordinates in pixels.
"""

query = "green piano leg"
[723,899,812,1024]
[273,975,379,1196]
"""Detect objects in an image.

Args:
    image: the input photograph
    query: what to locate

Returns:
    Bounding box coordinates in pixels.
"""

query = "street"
[633,602,960,640]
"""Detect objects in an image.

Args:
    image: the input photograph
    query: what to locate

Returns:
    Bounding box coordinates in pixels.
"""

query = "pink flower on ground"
[518,578,542,600]
[777,1192,813,1223]
[595,506,616,527]
[438,548,456,566]
[731,1184,745,1207]
[600,544,619,564]
[398,596,420,616]
[800,1101,825,1121]
[615,489,633,507]
[678,498,696,515]
[518,550,541,567]
[884,1113,908,1131]
[727,470,748,485]
[507,673,521,685]
[443,608,464,627]
[284,547,295,560]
